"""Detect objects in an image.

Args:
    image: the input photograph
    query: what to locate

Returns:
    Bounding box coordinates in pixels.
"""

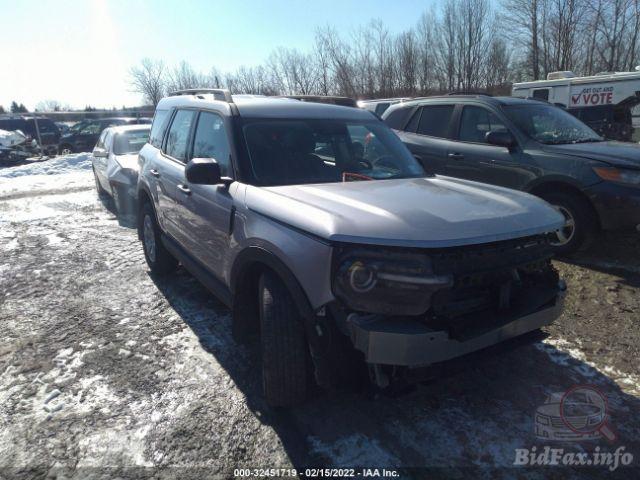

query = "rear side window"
[164,110,196,161]
[149,110,169,147]
[416,105,454,138]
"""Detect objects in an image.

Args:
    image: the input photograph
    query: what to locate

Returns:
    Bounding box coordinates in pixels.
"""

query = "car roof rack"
[169,88,233,103]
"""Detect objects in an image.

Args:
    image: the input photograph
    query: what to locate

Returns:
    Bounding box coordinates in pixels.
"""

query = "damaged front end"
[329,235,565,387]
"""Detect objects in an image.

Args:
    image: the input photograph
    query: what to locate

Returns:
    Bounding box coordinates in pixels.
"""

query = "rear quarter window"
[383,106,414,130]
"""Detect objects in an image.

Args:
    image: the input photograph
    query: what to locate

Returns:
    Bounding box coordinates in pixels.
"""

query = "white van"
[512,70,640,141]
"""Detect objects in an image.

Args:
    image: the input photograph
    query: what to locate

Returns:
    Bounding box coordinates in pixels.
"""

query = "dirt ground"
[1,168,639,479]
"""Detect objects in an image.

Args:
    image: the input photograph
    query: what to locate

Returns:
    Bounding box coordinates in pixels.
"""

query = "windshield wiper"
[571,138,604,144]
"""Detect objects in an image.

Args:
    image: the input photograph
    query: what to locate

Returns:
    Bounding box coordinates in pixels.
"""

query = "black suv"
[59,117,151,154]
[0,116,61,155]
[383,95,640,253]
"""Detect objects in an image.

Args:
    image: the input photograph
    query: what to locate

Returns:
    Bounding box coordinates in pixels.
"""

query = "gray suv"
[383,95,640,254]
[137,89,566,406]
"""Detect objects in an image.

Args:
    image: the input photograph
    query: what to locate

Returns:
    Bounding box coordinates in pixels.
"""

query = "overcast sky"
[0,0,432,110]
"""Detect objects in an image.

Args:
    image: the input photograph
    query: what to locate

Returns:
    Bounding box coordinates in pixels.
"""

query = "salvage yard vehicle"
[358,97,411,116]
[60,117,151,154]
[383,95,640,254]
[0,115,61,155]
[512,69,640,142]
[137,89,566,406]
[92,124,150,214]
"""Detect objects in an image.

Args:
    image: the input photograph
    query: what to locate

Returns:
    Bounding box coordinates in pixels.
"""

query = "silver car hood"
[245,176,564,248]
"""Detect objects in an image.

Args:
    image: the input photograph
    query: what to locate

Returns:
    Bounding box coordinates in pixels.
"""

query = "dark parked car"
[0,115,61,155]
[383,95,640,254]
[59,117,151,155]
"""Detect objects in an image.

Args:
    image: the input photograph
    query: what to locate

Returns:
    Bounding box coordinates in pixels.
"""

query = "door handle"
[177,184,191,195]
[149,169,160,178]
[448,152,465,160]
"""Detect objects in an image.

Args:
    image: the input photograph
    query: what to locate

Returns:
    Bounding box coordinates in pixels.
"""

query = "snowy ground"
[0,156,639,479]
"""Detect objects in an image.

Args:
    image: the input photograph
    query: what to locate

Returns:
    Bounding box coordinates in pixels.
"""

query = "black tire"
[541,192,596,255]
[259,271,308,407]
[139,200,178,275]
[59,144,74,155]
[93,168,108,198]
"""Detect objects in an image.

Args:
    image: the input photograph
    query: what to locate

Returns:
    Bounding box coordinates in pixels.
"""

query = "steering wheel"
[373,155,396,170]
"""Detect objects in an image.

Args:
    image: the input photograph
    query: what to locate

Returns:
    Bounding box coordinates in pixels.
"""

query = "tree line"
[130,0,640,105]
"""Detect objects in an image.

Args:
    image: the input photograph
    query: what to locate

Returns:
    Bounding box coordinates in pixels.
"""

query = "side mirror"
[486,130,517,150]
[185,157,226,185]
[93,148,108,158]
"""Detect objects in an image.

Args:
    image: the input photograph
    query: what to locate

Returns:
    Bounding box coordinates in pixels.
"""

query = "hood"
[542,141,640,170]
[245,177,564,248]
[114,153,140,171]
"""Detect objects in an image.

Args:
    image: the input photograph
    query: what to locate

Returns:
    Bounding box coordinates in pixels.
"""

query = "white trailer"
[512,70,640,141]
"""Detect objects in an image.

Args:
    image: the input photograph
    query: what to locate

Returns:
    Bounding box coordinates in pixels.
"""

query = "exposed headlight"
[332,247,453,316]
[593,166,640,186]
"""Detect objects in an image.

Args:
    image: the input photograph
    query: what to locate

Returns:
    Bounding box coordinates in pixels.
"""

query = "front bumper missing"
[347,290,564,367]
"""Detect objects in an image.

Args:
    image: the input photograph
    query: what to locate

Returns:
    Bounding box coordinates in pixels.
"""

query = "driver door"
[445,105,536,190]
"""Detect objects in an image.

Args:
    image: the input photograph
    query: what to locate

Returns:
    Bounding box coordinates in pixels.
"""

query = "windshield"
[113,130,149,155]
[242,119,425,186]
[503,104,603,145]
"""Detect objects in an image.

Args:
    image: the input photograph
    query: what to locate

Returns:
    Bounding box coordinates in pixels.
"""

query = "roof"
[513,70,640,88]
[157,94,375,121]
[382,95,545,118]
[105,124,151,134]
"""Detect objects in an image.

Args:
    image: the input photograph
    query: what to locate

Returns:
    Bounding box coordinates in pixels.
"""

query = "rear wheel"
[139,201,178,275]
[259,271,308,407]
[541,192,595,255]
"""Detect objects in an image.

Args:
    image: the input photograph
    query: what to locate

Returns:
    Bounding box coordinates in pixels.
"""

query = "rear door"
[155,109,197,246]
[445,104,535,189]
[174,110,235,279]
[395,104,456,175]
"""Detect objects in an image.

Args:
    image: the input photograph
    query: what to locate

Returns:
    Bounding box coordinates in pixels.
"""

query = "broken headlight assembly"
[332,247,453,316]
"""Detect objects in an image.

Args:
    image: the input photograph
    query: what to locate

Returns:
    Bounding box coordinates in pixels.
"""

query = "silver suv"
[137,89,566,406]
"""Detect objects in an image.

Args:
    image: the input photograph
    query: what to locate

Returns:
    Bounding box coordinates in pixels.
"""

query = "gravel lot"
[1,162,639,479]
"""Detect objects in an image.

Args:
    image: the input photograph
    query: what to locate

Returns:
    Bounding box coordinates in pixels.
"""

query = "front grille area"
[424,235,559,338]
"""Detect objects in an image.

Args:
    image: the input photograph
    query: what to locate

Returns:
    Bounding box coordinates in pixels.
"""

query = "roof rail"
[169,88,233,103]
[446,91,492,96]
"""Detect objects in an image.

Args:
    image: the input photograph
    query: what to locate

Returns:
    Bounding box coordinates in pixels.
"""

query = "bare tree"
[129,58,166,106]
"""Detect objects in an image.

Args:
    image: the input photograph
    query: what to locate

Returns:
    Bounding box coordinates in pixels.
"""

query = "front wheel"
[542,192,595,255]
[139,201,178,275]
[259,271,309,407]
[59,144,74,155]
[93,168,108,198]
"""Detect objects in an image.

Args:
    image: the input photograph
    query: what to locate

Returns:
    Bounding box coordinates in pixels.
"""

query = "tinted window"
[405,108,422,132]
[374,103,391,115]
[150,109,170,147]
[242,119,425,186]
[416,105,454,138]
[459,106,508,143]
[384,106,414,130]
[165,110,196,161]
[192,112,231,176]
[532,89,549,101]
[113,129,150,155]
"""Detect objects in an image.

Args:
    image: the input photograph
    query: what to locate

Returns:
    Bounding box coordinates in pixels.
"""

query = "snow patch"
[0,153,91,179]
